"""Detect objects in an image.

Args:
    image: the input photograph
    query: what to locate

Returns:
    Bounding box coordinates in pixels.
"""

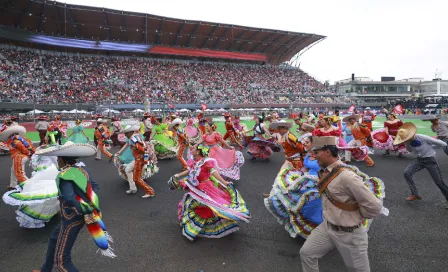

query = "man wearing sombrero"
[423,115,448,142]
[269,120,305,170]
[342,114,375,167]
[94,118,112,160]
[33,142,115,272]
[300,136,383,272]
[170,118,189,170]
[0,124,35,190]
[394,122,448,205]
[35,115,49,146]
[116,125,157,198]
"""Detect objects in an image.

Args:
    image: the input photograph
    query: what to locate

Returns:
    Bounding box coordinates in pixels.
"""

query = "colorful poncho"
[56,167,115,258]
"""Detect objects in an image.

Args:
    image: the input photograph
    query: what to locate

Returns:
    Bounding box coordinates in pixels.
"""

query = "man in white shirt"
[35,115,49,146]
[423,115,448,142]
[394,122,448,207]
[142,112,152,141]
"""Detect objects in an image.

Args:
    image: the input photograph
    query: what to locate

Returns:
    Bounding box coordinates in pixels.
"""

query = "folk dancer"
[47,115,67,145]
[35,115,49,146]
[300,136,383,272]
[372,113,407,156]
[223,113,244,149]
[141,112,153,141]
[270,120,305,170]
[394,122,448,207]
[197,112,207,135]
[332,109,342,130]
[342,114,375,167]
[33,142,115,272]
[10,115,19,126]
[67,119,90,144]
[110,116,124,147]
[362,107,376,131]
[170,118,189,170]
[113,125,158,198]
[94,119,112,160]
[0,125,35,190]
[127,126,156,198]
[169,144,250,241]
[423,115,448,142]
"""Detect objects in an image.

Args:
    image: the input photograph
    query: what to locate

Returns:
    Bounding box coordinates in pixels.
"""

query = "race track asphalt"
[1,146,448,272]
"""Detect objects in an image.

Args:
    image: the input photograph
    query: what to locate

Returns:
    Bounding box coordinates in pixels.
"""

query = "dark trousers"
[41,202,85,272]
[404,157,448,200]
[38,130,47,146]
[110,133,124,147]
[143,131,152,142]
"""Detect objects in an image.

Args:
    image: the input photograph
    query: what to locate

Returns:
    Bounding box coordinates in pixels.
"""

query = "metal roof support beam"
[213,27,230,49]
[66,8,79,37]
[103,12,110,40]
[120,12,126,41]
[55,6,62,35]
[0,0,14,12]
[262,33,285,53]
[203,25,218,48]
[173,22,185,46]
[187,23,200,47]
[39,3,46,32]
[278,35,308,58]
[228,29,247,50]
[236,31,258,51]
[17,1,33,28]
[156,19,164,44]
[252,32,276,52]
[270,35,302,57]
[144,15,148,43]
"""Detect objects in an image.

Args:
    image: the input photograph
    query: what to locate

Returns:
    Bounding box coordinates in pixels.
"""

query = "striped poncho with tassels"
[56,166,116,258]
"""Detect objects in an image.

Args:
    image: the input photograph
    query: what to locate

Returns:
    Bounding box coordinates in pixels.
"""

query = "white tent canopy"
[132,109,145,112]
[26,109,45,114]
[68,109,88,113]
[152,109,161,112]
[50,110,60,113]
[217,108,226,112]
[102,109,120,114]
[204,109,213,112]
[178,108,190,112]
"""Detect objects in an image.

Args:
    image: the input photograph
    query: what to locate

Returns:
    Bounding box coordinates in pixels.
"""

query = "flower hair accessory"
[197,144,210,156]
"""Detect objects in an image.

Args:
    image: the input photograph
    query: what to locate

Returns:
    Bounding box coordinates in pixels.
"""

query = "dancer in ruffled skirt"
[245,115,279,161]
[169,144,250,241]
[67,119,90,144]
[151,117,178,159]
[371,113,408,156]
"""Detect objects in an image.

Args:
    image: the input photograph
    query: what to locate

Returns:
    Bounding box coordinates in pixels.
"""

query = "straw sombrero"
[37,115,49,120]
[119,125,140,134]
[0,125,26,142]
[393,122,417,145]
[301,123,315,132]
[342,114,361,123]
[422,115,440,122]
[269,120,293,130]
[311,136,338,151]
[169,118,183,131]
[36,141,96,157]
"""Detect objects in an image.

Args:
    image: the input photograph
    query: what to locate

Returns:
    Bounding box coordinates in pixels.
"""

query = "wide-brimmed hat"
[169,118,183,130]
[143,112,151,117]
[365,107,371,110]
[36,141,96,157]
[111,116,121,121]
[96,118,107,123]
[119,125,140,134]
[311,136,337,151]
[223,112,231,117]
[0,125,26,142]
[422,115,440,122]
[10,116,19,121]
[269,120,293,130]
[301,123,315,132]
[342,114,361,123]
[393,122,417,145]
[37,115,49,120]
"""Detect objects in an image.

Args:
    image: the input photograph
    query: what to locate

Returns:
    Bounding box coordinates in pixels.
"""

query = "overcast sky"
[60,0,447,83]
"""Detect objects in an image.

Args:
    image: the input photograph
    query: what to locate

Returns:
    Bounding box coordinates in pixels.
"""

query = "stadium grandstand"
[0,0,358,112]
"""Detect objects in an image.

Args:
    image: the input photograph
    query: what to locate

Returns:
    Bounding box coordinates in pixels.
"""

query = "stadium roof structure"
[0,0,326,64]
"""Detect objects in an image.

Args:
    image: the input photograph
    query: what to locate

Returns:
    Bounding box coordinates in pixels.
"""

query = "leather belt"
[328,221,360,233]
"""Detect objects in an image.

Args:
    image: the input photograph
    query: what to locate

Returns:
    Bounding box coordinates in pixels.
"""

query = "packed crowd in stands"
[0,47,353,105]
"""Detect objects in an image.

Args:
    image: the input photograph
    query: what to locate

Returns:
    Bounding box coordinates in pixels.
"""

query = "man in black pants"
[394,122,448,208]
